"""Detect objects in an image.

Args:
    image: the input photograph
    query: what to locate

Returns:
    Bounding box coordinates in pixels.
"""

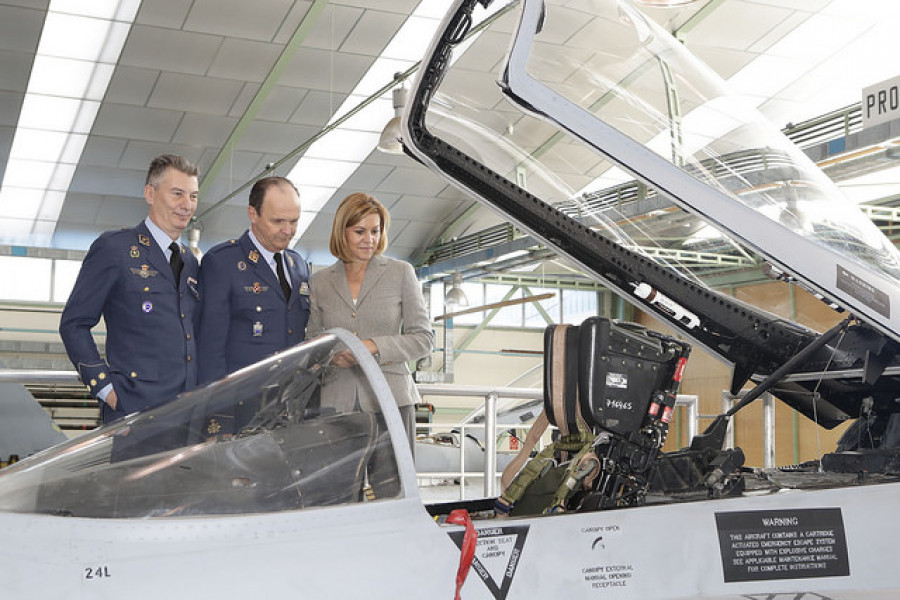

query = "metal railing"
[721,390,776,469]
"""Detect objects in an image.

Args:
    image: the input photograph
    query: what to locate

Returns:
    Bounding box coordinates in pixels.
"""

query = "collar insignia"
[138,235,151,247]
[248,250,259,263]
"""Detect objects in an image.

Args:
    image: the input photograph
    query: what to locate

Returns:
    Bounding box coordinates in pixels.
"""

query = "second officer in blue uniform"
[197,176,310,391]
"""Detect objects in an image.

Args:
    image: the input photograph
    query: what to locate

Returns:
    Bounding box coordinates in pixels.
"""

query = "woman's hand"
[332,339,380,368]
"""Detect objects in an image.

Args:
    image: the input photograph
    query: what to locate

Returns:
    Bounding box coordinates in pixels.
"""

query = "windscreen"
[0,332,405,518]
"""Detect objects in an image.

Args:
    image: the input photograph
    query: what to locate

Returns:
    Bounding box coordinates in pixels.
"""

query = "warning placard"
[448,524,529,600]
[715,508,849,582]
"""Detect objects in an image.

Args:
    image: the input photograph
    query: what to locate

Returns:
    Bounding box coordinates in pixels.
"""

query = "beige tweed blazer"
[306,254,433,412]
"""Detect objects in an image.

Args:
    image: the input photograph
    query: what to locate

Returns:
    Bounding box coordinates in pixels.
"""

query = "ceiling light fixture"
[444,272,469,307]
[377,81,408,155]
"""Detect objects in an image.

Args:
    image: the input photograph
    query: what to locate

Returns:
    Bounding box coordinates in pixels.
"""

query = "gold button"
[143,286,150,292]
[131,371,137,378]
[187,356,192,362]
[90,379,97,386]
[186,334,191,340]
[181,313,186,319]
[288,329,293,334]
[98,372,106,380]
[256,306,262,312]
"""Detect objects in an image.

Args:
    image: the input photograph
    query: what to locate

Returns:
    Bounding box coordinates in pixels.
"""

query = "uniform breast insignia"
[237,260,247,271]
[253,321,264,337]
[244,282,268,294]
[187,276,200,300]
[248,249,260,263]
[299,281,310,296]
[142,301,153,313]
[129,245,140,258]
[138,235,151,247]
[206,418,222,435]
[130,265,159,278]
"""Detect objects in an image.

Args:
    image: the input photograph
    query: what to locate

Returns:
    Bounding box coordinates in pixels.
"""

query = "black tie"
[274,252,291,301]
[169,242,183,288]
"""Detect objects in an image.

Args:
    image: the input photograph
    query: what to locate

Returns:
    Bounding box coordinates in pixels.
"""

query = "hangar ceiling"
[0,0,898,283]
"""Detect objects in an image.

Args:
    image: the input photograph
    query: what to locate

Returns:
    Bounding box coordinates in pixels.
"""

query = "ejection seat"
[496,316,741,516]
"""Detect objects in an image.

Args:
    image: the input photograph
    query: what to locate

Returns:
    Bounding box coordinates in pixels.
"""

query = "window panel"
[0,256,52,302]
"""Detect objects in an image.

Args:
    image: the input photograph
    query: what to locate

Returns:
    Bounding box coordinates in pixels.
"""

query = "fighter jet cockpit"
[0,330,410,518]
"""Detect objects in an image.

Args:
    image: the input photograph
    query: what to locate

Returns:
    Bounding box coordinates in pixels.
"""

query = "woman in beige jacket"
[306,193,433,493]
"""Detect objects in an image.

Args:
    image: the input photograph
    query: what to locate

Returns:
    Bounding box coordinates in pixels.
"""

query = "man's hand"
[105,389,119,410]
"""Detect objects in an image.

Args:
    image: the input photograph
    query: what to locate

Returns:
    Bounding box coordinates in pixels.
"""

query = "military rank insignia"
[243,283,268,294]
[130,265,158,278]
[130,245,140,258]
[138,235,151,247]
[248,249,259,263]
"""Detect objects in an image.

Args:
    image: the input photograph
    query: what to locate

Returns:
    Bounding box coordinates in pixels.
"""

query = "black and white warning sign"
[836,264,890,318]
[448,524,529,600]
[715,508,849,582]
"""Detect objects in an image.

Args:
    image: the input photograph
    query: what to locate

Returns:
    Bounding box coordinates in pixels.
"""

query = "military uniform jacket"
[306,255,433,412]
[196,230,310,384]
[59,221,200,421]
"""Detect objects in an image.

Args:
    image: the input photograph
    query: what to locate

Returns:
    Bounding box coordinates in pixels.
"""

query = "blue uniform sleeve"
[196,249,232,384]
[59,234,120,399]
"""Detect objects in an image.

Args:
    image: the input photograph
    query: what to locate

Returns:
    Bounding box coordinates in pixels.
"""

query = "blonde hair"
[329,192,390,262]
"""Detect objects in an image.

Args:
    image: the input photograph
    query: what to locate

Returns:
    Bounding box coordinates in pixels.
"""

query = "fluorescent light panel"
[287,1,452,245]
[0,0,140,244]
[287,0,512,247]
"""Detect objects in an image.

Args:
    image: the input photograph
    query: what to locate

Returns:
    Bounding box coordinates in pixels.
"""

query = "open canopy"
[402,0,900,428]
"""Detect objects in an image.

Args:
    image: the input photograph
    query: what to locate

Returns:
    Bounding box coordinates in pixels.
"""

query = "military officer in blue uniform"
[197,176,310,392]
[60,155,201,425]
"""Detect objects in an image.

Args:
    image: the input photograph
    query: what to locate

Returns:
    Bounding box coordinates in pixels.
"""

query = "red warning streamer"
[446,509,477,600]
